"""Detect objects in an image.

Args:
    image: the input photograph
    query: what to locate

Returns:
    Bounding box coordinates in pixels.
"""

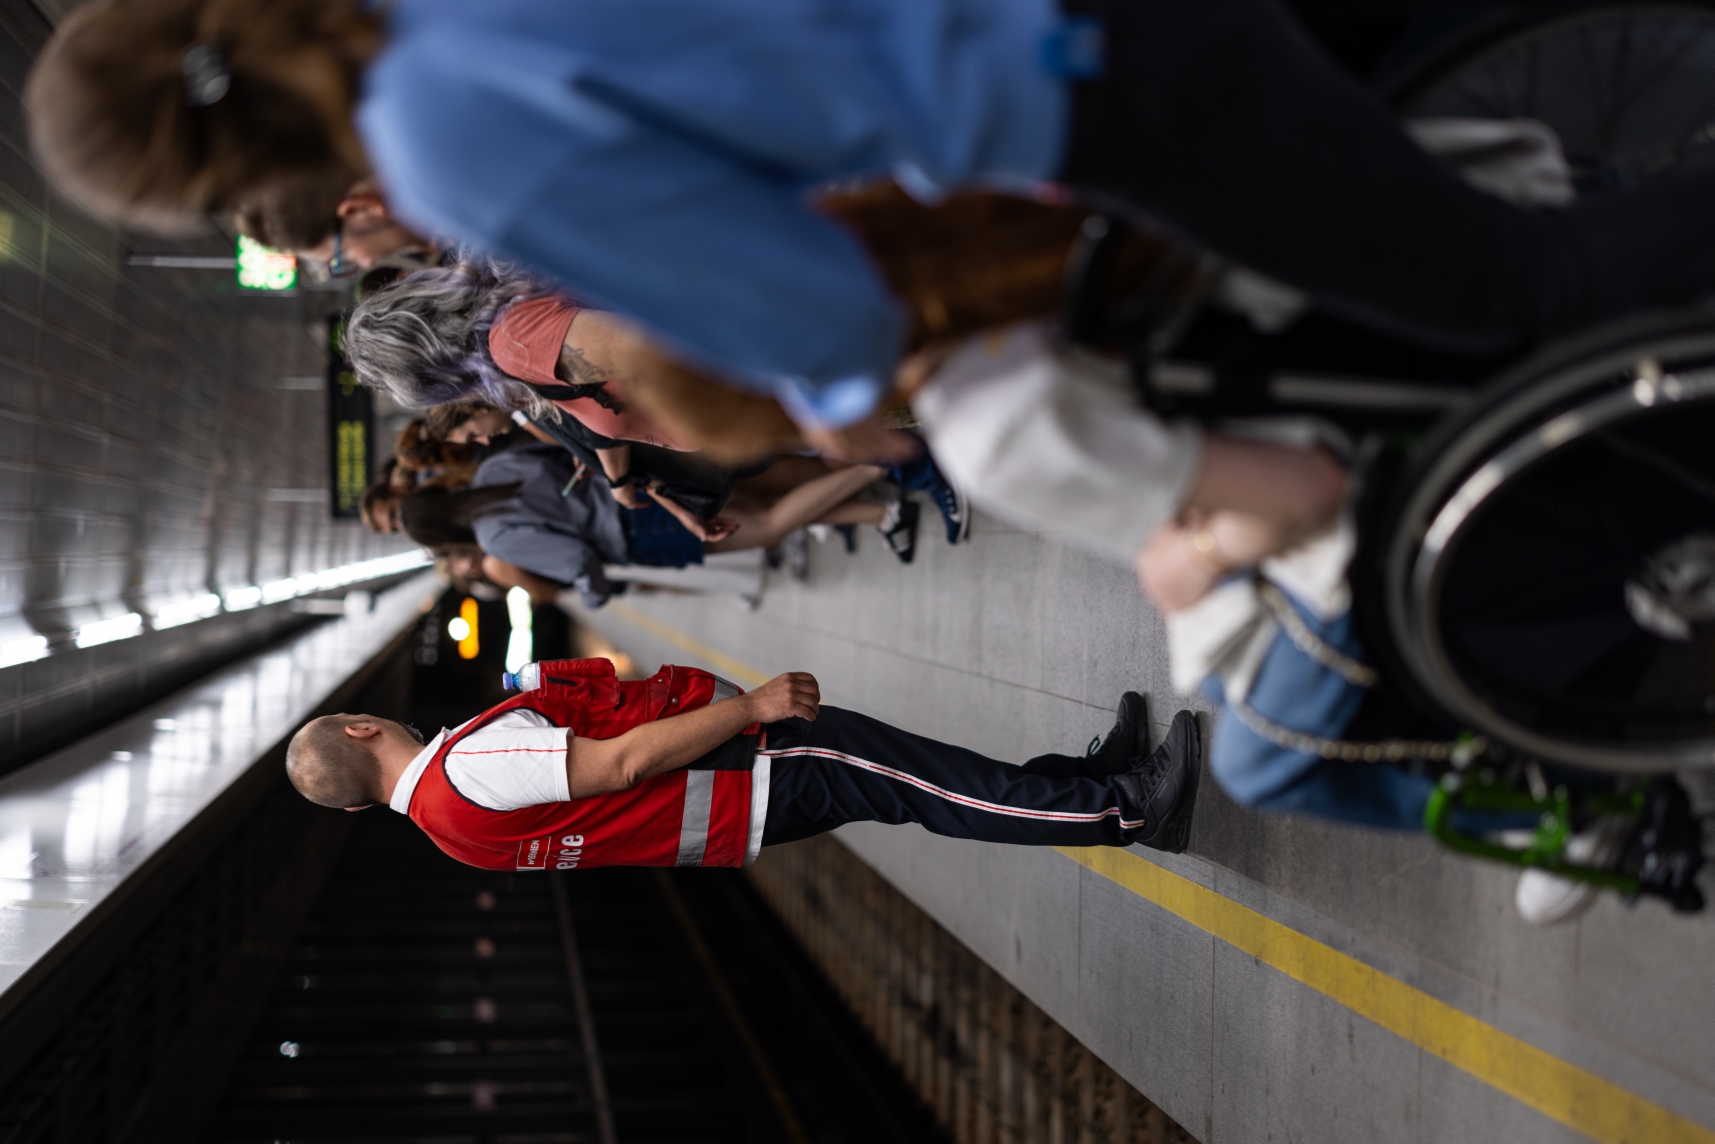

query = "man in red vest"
[285,658,1201,871]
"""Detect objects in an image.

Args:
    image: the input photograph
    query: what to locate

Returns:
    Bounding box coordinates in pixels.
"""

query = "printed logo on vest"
[554,834,585,870]
[516,833,587,871]
[515,834,553,871]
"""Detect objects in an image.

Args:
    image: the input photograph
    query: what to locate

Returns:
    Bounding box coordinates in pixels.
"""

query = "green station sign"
[236,234,297,291]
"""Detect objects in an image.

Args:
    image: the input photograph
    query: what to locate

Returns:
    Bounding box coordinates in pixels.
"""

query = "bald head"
[286,714,392,808]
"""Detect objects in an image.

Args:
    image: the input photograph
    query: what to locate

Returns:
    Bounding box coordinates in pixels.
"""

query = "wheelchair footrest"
[1424,773,1707,913]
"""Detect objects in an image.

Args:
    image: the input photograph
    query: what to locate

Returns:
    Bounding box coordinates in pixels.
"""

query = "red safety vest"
[404,658,762,872]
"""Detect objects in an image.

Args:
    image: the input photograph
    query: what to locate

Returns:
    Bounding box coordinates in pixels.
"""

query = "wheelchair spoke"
[1405,7,1715,191]
[1596,433,1715,509]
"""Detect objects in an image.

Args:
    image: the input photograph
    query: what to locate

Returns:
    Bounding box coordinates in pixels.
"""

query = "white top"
[1164,518,1355,701]
[912,322,1203,564]
[390,709,571,814]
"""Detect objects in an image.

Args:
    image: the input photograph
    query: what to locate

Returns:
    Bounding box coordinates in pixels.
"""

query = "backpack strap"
[525,379,625,413]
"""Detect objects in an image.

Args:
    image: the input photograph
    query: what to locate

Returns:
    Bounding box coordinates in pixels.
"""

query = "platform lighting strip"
[222,586,264,612]
[598,604,1715,1144]
[0,551,433,669]
[0,635,48,668]
[215,550,431,615]
[151,593,222,630]
[73,613,143,648]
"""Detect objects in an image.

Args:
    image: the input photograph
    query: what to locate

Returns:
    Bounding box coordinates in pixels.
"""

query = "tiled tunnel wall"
[0,0,412,770]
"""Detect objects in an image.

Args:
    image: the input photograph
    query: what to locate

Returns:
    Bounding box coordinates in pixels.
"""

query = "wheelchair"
[1067,2,1715,910]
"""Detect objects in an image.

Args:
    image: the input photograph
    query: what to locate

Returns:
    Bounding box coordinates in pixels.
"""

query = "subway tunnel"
[0,0,1713,1142]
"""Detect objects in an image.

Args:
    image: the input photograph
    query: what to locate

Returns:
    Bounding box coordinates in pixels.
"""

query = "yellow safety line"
[1058,846,1710,1144]
[604,602,773,688]
[603,606,1711,1144]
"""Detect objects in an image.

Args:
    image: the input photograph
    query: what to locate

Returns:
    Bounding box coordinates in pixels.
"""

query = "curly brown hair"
[421,401,499,442]
[389,419,480,494]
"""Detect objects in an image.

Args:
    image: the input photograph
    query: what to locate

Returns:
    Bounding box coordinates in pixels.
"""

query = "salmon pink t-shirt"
[487,296,690,449]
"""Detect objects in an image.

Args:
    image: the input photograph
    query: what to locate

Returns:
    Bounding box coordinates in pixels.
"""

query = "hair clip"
[180,44,231,108]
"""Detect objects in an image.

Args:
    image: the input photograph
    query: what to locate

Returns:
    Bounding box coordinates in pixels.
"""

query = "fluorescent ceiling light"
[152,593,222,629]
[74,613,143,649]
[0,636,48,668]
[223,586,263,612]
[260,579,298,605]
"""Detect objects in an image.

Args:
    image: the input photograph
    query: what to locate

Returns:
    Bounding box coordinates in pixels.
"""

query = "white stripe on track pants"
[759,706,1146,848]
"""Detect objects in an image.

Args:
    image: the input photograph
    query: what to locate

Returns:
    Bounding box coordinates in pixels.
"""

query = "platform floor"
[572,510,1715,1144]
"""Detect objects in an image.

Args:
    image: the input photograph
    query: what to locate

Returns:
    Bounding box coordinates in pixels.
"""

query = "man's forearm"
[566,694,757,797]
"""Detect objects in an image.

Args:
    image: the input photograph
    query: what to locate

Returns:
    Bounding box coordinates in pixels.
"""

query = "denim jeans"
[1204,590,1536,832]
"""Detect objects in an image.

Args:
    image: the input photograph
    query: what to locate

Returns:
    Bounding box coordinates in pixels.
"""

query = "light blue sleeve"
[364,48,907,427]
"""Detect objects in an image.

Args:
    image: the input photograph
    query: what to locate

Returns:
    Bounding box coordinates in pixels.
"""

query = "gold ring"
[1190,527,1227,571]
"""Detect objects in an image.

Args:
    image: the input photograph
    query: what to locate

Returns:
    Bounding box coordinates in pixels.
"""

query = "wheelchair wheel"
[1367,309,1715,773]
[1392,3,1715,194]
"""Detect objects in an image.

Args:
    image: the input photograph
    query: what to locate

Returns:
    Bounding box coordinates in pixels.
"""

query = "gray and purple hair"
[343,255,557,417]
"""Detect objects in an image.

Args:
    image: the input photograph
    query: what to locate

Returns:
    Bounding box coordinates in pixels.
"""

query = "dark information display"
[327,315,374,520]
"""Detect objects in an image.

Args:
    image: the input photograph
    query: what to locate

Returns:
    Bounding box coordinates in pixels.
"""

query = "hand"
[743,672,821,723]
[1134,510,1293,613]
[610,481,647,509]
[700,516,740,544]
[894,345,954,396]
[1134,515,1226,614]
[800,411,920,464]
[640,486,735,543]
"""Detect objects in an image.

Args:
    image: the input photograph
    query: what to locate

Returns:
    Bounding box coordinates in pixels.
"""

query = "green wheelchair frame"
[1424,765,1645,897]
[1423,752,1706,911]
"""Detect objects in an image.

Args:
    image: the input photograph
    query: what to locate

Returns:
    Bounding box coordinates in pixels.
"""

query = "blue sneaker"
[889,449,969,545]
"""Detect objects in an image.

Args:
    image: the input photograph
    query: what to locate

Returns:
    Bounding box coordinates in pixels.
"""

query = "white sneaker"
[1514,819,1629,926]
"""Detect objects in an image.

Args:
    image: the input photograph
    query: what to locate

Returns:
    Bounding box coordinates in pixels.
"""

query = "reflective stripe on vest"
[676,770,716,866]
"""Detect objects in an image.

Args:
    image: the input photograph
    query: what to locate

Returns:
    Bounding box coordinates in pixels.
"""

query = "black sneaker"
[1617,776,1707,914]
[938,481,971,544]
[1113,710,1201,853]
[878,499,920,564]
[1085,692,1150,776]
[889,449,969,544]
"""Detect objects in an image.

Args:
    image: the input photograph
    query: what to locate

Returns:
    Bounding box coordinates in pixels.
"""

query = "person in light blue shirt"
[33,0,1715,440]
[353,0,1069,432]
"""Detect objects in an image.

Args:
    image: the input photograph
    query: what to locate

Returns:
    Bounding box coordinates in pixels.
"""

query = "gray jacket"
[471,444,629,608]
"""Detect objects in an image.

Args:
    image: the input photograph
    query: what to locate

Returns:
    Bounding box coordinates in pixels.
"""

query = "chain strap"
[1213,578,1484,764]
[1255,580,1378,688]
[1228,695,1485,764]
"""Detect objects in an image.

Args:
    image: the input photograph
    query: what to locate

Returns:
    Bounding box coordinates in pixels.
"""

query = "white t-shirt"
[391,709,570,813]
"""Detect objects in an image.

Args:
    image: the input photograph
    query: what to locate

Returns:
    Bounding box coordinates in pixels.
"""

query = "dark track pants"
[758,706,1142,848]
[1059,0,1715,354]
